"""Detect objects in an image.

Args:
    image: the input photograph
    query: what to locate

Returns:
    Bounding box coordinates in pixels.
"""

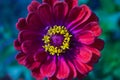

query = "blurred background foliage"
[0,0,120,80]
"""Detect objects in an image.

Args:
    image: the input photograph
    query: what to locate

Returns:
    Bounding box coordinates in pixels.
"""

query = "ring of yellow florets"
[42,25,72,56]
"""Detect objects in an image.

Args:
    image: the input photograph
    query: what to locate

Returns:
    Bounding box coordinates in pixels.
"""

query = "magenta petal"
[16,52,26,65]
[27,1,40,12]
[53,1,68,24]
[38,3,53,26]
[43,0,58,6]
[56,58,70,79]
[83,22,102,37]
[78,46,92,63]
[14,39,21,50]
[16,18,27,31]
[67,60,77,78]
[65,0,78,10]
[40,56,56,77]
[78,31,95,45]
[90,39,104,51]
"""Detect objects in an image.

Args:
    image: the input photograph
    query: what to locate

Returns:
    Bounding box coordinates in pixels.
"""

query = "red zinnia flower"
[14,0,104,80]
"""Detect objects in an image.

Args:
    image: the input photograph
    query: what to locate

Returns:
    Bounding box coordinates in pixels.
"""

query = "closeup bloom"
[14,0,104,80]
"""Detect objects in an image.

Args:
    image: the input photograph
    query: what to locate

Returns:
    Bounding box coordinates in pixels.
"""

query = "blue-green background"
[0,0,120,80]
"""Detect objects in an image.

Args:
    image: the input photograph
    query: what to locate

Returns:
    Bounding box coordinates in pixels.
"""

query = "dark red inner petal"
[18,30,42,43]
[26,13,45,31]
[32,68,44,79]
[34,49,48,62]
[21,40,41,54]
[53,1,68,25]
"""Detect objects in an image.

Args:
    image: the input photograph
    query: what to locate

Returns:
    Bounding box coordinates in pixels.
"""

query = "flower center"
[42,25,72,56]
[51,34,64,47]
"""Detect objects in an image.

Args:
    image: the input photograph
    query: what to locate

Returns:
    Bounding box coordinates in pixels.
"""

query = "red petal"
[26,13,44,31]
[14,39,21,50]
[27,1,40,12]
[84,64,93,72]
[87,46,101,64]
[78,31,95,45]
[71,12,99,35]
[32,68,44,80]
[43,0,58,6]
[48,76,57,80]
[66,5,91,30]
[18,30,42,42]
[24,55,40,70]
[16,18,27,31]
[21,40,41,54]
[53,1,68,25]
[73,58,88,75]
[78,46,92,63]
[30,62,40,70]
[40,56,56,77]
[83,22,102,37]
[90,39,104,51]
[56,58,70,79]
[67,60,77,78]
[76,71,86,79]
[16,52,26,65]
[65,0,78,10]
[34,49,48,62]
[87,46,101,57]
[38,3,53,26]
[76,64,93,79]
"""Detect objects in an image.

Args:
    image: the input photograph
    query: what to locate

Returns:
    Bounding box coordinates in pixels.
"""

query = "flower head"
[14,0,104,80]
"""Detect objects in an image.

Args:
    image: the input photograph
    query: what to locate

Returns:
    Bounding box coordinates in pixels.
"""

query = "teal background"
[0,0,120,80]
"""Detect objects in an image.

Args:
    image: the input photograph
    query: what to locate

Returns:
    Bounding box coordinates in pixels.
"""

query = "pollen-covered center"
[42,25,72,56]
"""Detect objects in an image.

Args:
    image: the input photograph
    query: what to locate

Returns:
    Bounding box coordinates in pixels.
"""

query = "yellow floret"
[42,35,50,43]
[42,25,72,56]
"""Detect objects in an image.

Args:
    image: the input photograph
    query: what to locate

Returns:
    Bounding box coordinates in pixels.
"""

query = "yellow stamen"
[42,35,50,43]
[42,25,72,56]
